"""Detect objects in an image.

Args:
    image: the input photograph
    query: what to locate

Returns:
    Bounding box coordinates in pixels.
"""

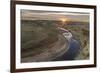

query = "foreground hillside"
[21,20,59,58]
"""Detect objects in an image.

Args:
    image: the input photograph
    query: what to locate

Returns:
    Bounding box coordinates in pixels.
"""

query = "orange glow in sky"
[60,18,68,23]
[58,18,68,27]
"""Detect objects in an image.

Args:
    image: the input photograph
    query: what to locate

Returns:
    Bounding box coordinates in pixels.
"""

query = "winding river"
[53,38,80,61]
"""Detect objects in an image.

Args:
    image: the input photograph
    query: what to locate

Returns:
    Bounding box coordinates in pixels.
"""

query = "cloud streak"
[21,10,89,22]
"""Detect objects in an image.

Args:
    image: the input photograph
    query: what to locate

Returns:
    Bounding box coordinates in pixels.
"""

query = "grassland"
[21,20,59,58]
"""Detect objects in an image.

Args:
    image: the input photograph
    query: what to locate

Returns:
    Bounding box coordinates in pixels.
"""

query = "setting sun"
[58,18,68,27]
[60,18,68,22]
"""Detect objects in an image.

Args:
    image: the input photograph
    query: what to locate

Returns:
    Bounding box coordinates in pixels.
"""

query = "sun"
[58,18,68,27]
[60,18,68,23]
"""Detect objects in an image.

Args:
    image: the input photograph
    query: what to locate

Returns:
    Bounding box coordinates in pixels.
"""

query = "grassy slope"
[21,20,59,58]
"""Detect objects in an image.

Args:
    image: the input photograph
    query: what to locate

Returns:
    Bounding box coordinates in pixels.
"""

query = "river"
[53,38,80,61]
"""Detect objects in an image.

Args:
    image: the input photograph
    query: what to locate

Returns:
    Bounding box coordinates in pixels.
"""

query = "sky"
[21,9,89,22]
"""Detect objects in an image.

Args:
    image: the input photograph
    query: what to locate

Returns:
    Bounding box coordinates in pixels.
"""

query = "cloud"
[21,10,89,22]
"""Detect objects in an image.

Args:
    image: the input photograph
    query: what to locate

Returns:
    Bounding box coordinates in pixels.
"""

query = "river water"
[53,38,80,61]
